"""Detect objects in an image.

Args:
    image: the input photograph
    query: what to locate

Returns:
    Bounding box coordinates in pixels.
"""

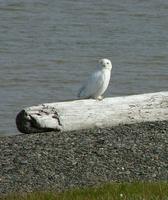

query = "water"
[0,0,168,136]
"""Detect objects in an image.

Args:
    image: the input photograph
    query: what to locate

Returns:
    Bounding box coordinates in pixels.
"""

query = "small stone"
[120,193,123,197]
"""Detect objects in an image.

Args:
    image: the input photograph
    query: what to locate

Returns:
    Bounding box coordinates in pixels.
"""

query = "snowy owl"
[77,58,112,100]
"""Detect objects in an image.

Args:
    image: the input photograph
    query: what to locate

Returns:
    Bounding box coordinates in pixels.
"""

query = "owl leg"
[96,96,104,101]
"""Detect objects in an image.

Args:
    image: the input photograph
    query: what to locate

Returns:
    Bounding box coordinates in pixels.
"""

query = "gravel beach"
[0,121,168,195]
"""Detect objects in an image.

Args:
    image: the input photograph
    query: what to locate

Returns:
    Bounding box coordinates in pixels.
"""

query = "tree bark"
[16,91,168,134]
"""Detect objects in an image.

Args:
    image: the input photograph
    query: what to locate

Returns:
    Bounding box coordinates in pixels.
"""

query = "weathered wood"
[16,91,168,134]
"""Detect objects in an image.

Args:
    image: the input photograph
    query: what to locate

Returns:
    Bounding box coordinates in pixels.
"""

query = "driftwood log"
[16,91,168,134]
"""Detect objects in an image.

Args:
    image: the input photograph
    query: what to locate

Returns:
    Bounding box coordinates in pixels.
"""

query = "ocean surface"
[0,0,167,136]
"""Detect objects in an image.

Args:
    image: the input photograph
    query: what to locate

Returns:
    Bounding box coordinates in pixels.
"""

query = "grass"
[1,182,168,200]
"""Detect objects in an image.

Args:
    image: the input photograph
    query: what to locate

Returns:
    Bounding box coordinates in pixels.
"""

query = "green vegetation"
[1,182,168,200]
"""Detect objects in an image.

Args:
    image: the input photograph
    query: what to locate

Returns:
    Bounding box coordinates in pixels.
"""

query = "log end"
[16,109,61,134]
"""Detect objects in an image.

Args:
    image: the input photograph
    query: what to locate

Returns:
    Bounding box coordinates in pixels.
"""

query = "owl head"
[99,58,112,70]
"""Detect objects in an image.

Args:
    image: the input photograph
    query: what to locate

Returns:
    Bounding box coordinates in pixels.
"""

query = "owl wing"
[78,70,104,98]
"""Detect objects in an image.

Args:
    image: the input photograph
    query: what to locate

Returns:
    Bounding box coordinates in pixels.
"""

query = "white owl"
[77,58,112,100]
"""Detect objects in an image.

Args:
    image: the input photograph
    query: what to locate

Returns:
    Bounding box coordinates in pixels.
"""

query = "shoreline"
[0,120,168,195]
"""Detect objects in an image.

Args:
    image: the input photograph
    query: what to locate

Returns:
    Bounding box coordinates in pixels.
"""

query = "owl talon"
[97,96,103,101]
